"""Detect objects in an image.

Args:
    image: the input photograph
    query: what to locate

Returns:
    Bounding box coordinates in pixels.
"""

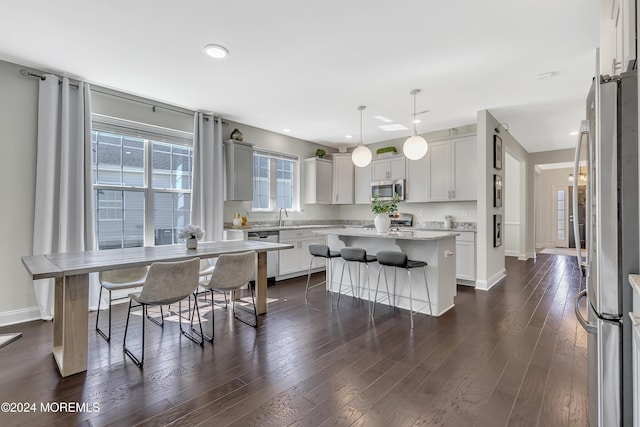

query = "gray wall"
[0,59,39,323]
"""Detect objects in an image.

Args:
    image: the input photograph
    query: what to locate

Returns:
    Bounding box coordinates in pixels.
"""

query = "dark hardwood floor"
[0,254,587,426]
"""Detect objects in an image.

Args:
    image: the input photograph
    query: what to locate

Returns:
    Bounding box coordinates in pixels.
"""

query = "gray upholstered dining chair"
[195,251,257,342]
[123,258,202,367]
[96,265,150,342]
[199,259,228,308]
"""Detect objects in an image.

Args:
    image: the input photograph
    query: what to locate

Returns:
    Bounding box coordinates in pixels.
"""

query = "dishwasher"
[247,230,279,279]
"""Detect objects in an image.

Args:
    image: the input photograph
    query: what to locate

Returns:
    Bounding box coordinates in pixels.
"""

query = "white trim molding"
[475,268,507,291]
[0,306,42,327]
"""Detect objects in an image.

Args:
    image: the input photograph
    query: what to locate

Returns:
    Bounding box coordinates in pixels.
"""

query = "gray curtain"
[32,75,96,319]
[191,113,224,242]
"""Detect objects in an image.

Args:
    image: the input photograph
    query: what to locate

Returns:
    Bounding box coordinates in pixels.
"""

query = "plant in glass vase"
[178,224,205,249]
[371,193,400,233]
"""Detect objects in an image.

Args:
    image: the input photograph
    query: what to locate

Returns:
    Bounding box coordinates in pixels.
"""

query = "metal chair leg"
[372,265,383,316]
[408,269,414,329]
[305,256,315,302]
[423,266,432,316]
[232,283,258,328]
[145,305,164,327]
[179,299,204,346]
[337,259,348,305]
[95,286,112,342]
[123,300,144,367]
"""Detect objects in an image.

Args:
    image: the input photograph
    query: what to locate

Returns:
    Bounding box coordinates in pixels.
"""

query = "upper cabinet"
[224,140,254,201]
[331,154,354,204]
[372,155,406,181]
[354,162,372,204]
[600,0,636,75]
[406,134,476,203]
[304,157,332,204]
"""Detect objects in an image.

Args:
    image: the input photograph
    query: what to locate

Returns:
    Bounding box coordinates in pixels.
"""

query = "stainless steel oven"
[371,179,405,201]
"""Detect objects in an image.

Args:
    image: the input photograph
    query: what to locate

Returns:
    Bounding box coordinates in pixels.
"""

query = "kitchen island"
[315,228,458,317]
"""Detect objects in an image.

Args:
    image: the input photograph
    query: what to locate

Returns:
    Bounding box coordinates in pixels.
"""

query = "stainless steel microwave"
[371,179,405,201]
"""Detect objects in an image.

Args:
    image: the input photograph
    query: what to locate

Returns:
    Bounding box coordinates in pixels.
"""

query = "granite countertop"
[225,224,339,232]
[314,227,458,241]
[412,227,476,233]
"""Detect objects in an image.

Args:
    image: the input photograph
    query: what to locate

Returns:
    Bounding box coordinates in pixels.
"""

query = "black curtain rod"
[19,69,226,124]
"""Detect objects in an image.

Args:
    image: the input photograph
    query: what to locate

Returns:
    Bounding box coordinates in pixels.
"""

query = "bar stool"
[337,247,377,306]
[372,251,432,329]
[306,244,341,301]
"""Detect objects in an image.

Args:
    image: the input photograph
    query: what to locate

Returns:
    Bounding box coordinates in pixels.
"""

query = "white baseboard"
[0,306,42,327]
[519,251,536,261]
[504,250,519,257]
[475,268,506,291]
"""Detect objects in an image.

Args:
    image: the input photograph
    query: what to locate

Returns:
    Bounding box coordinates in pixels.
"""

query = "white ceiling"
[0,0,599,153]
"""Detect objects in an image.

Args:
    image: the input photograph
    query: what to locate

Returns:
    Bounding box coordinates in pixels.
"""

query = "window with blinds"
[92,115,194,249]
[251,149,299,211]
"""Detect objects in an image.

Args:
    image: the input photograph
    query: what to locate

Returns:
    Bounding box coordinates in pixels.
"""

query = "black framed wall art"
[494,134,502,170]
[493,174,503,208]
[494,214,502,247]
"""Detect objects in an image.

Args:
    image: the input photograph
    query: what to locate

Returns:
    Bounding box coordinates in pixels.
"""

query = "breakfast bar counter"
[315,228,458,317]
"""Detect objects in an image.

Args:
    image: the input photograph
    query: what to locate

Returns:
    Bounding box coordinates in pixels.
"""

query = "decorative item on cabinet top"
[230,128,244,141]
[376,146,397,157]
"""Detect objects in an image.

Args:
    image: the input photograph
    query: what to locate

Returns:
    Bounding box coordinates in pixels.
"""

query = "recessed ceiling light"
[374,115,393,123]
[569,131,579,135]
[204,44,229,59]
[413,119,422,124]
[283,128,291,133]
[345,135,353,139]
[378,124,409,131]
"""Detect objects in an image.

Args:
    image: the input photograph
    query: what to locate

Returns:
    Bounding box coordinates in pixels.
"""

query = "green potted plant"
[371,193,400,233]
[376,146,397,156]
[315,148,326,158]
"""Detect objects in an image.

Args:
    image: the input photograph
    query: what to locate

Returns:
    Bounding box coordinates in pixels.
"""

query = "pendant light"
[403,89,429,160]
[352,105,372,167]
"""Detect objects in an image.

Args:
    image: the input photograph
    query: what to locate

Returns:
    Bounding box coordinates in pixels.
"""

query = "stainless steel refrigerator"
[574,70,639,426]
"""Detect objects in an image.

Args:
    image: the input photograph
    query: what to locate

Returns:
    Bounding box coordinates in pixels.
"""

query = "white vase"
[374,213,391,233]
[186,238,198,249]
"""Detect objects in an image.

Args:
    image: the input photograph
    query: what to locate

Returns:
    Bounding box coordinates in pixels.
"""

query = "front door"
[553,186,568,248]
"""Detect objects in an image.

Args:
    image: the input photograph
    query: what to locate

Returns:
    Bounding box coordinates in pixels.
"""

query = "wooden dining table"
[21,240,293,377]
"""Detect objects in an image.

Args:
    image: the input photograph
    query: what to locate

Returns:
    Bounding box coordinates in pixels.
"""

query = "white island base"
[315,228,458,317]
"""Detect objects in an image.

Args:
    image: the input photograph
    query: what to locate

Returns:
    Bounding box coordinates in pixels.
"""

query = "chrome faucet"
[278,208,288,226]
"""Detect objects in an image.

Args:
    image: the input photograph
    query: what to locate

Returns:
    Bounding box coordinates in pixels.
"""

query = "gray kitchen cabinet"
[372,155,406,181]
[224,140,254,201]
[304,157,332,204]
[456,231,476,283]
[331,154,354,204]
[406,148,431,202]
[354,162,372,204]
[278,228,326,277]
[427,135,477,202]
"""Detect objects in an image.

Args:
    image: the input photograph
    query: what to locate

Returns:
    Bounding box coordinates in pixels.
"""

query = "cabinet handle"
[451,190,455,199]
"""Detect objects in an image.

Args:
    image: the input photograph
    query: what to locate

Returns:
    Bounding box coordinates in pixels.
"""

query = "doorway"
[568,185,586,248]
[553,185,568,248]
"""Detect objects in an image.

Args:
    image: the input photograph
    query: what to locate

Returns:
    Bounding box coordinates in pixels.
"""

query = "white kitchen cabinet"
[331,154,354,204]
[428,135,476,202]
[372,155,406,181]
[455,231,476,283]
[224,140,254,201]
[405,149,431,202]
[452,136,477,200]
[354,162,372,204]
[278,229,325,277]
[304,158,332,204]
